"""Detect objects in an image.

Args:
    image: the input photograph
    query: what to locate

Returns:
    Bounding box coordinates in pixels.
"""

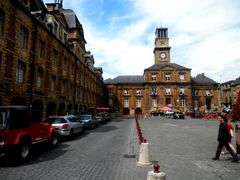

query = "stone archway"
[67,104,73,114]
[46,101,57,117]
[123,108,130,115]
[58,103,66,115]
[135,108,142,115]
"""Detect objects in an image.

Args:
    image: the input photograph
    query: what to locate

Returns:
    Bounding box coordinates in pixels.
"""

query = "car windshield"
[0,110,9,131]
[79,115,91,121]
[44,118,67,124]
[67,117,77,122]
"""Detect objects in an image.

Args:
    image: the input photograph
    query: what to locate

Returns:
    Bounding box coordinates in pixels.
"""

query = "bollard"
[147,163,166,180]
[137,142,151,166]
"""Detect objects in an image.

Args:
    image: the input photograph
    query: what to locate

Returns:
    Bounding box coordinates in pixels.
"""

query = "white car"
[165,110,174,117]
[44,115,84,137]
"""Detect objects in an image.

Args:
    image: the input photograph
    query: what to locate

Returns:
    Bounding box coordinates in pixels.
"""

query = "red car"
[0,106,59,161]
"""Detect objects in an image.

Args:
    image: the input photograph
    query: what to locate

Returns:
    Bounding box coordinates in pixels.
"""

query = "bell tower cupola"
[154,28,171,64]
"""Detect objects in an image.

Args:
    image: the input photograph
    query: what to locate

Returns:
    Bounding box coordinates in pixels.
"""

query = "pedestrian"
[212,114,239,162]
[221,116,236,155]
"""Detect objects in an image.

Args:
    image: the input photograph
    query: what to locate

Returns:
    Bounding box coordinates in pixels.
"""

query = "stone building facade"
[104,28,219,115]
[0,0,104,117]
[220,77,240,108]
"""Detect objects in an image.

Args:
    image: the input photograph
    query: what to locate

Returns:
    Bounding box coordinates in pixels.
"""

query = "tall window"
[152,98,157,107]
[179,98,185,107]
[51,76,56,92]
[136,98,141,107]
[166,88,171,94]
[165,74,171,82]
[124,89,129,95]
[136,89,141,95]
[71,62,75,76]
[19,25,29,49]
[179,88,185,95]
[61,80,67,95]
[64,33,67,45]
[0,9,5,35]
[37,69,43,88]
[54,22,58,36]
[151,74,157,81]
[179,74,185,81]
[52,49,57,66]
[151,87,157,95]
[194,90,199,96]
[64,58,68,71]
[16,61,26,83]
[39,40,45,59]
[0,51,2,71]
[124,98,129,107]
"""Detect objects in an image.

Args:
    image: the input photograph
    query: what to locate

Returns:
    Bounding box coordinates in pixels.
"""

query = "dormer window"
[151,74,157,81]
[165,74,171,82]
[206,90,211,96]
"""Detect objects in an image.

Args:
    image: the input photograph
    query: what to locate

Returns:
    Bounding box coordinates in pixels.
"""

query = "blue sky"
[44,0,240,83]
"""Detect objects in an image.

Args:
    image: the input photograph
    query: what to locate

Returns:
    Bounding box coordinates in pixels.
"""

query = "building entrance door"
[166,98,171,106]
[206,98,211,110]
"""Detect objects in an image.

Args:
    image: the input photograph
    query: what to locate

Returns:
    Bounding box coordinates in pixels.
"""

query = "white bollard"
[147,163,166,180]
[137,142,151,166]
[147,171,166,180]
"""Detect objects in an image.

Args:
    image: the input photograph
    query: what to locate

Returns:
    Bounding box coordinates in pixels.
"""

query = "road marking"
[163,123,177,127]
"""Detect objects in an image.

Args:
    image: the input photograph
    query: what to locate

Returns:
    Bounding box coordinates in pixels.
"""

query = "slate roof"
[144,63,191,71]
[104,75,144,84]
[60,9,82,29]
[234,77,240,85]
[192,73,219,85]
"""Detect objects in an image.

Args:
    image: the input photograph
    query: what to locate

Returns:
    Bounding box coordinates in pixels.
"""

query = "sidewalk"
[130,115,240,180]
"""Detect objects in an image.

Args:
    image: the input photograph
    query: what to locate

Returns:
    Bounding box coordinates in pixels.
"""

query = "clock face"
[160,52,166,59]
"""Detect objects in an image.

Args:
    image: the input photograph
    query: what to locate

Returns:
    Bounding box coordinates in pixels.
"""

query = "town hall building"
[104,28,219,115]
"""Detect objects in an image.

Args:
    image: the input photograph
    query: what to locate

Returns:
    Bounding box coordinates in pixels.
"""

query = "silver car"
[75,114,99,129]
[44,115,84,137]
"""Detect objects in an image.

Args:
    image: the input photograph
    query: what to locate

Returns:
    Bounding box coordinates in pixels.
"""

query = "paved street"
[0,115,240,180]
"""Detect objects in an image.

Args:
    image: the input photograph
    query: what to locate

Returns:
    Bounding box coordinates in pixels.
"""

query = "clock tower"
[154,28,171,64]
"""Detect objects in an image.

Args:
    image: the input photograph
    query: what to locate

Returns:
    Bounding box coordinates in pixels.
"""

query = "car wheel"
[70,129,74,138]
[81,127,85,135]
[17,138,31,161]
[50,132,59,147]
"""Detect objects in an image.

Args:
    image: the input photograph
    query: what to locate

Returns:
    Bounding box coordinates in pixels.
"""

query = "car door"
[68,117,82,133]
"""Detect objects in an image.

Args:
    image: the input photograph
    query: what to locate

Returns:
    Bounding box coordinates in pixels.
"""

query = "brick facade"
[0,0,104,117]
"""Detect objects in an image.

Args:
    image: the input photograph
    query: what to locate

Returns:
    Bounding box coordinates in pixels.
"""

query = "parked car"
[173,112,185,119]
[150,111,160,116]
[95,113,106,124]
[101,112,111,122]
[44,115,84,137]
[165,110,174,118]
[75,114,99,129]
[0,106,59,161]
